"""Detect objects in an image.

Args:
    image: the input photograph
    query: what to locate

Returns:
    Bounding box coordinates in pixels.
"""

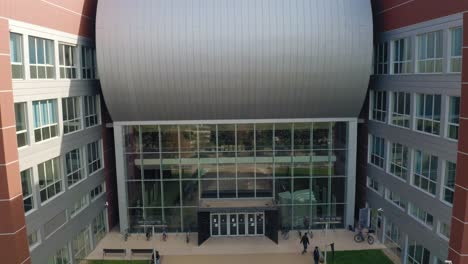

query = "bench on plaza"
[103,248,126,256]
[131,248,154,255]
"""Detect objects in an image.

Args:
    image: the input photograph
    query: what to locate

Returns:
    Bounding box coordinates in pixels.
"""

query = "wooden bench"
[131,248,154,255]
[103,248,126,256]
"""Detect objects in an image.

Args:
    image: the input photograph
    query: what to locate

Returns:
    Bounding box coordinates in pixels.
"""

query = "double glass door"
[211,212,264,236]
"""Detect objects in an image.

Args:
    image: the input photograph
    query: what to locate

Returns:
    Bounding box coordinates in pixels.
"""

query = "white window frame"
[65,148,85,188]
[407,239,432,264]
[414,94,441,136]
[375,42,389,74]
[87,140,103,175]
[446,96,460,141]
[388,142,409,181]
[84,95,100,128]
[384,188,406,211]
[412,150,438,196]
[390,91,411,128]
[62,97,82,135]
[32,99,59,143]
[21,168,35,214]
[70,194,89,218]
[81,46,97,79]
[73,226,92,262]
[58,43,78,79]
[437,221,450,241]
[15,102,29,148]
[90,182,106,201]
[38,157,63,203]
[408,203,434,229]
[441,161,456,206]
[28,36,55,79]
[10,32,24,79]
[370,90,388,123]
[48,244,71,264]
[28,229,41,251]
[392,37,412,74]
[449,27,462,73]
[416,30,443,73]
[369,134,385,169]
[367,176,382,195]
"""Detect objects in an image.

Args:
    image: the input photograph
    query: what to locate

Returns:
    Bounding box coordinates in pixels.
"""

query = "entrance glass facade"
[122,121,349,232]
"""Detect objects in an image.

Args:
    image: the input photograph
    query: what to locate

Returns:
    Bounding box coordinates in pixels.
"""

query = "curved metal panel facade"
[96,0,373,121]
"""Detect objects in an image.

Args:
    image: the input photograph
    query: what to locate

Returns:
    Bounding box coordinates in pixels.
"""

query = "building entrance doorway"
[210,212,264,236]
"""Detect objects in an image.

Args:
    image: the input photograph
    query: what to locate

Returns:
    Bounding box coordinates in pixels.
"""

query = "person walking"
[300,233,309,254]
[313,246,320,264]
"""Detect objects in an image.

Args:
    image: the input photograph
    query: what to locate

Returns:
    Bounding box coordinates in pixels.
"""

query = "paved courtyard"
[87,229,385,262]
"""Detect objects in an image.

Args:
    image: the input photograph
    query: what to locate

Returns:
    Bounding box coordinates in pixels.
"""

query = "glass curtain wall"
[123,122,348,232]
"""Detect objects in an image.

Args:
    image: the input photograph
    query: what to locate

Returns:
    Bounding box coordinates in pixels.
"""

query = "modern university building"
[95,0,372,244]
[2,0,468,264]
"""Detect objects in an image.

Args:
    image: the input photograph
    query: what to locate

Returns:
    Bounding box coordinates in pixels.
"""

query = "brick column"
[0,19,30,264]
[448,12,468,264]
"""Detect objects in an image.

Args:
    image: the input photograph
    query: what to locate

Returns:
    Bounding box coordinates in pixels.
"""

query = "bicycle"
[281,227,290,240]
[353,228,375,244]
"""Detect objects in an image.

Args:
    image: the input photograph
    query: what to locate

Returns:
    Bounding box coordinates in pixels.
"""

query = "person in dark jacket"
[300,233,309,254]
[313,247,320,264]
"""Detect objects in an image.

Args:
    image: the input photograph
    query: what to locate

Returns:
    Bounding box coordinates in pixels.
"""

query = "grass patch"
[327,250,393,264]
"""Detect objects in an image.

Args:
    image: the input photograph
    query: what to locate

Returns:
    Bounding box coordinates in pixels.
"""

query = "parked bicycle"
[353,228,375,244]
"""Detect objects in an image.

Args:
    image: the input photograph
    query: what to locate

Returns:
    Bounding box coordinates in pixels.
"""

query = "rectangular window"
[393,38,412,74]
[385,188,406,210]
[391,92,411,128]
[409,203,434,228]
[438,222,450,240]
[92,210,106,244]
[84,95,99,127]
[62,97,82,134]
[70,194,89,218]
[14,102,28,147]
[413,150,438,195]
[90,182,105,200]
[87,141,102,174]
[65,148,84,187]
[367,176,382,195]
[28,36,55,79]
[407,239,431,264]
[73,227,91,262]
[389,142,409,180]
[82,46,97,79]
[10,33,24,79]
[443,161,456,205]
[38,157,62,203]
[48,244,71,264]
[28,229,40,250]
[447,96,460,140]
[32,99,58,142]
[370,135,385,168]
[371,90,387,122]
[59,43,77,79]
[450,27,462,73]
[384,221,402,258]
[415,94,441,135]
[21,169,34,213]
[417,30,443,73]
[375,42,389,74]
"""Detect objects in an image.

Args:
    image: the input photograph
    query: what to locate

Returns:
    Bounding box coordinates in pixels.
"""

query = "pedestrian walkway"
[87,228,385,261]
